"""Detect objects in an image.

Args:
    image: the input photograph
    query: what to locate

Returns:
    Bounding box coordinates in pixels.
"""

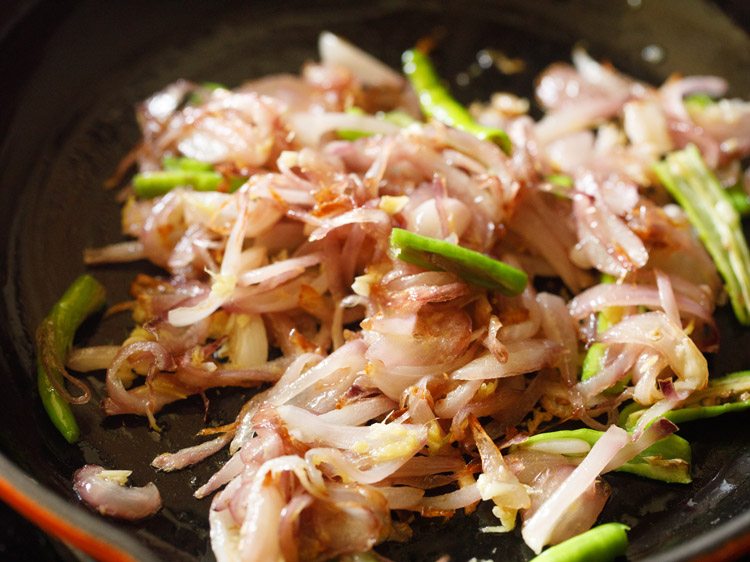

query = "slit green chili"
[36,274,106,443]
[402,48,512,154]
[621,371,750,430]
[653,145,750,325]
[515,428,692,484]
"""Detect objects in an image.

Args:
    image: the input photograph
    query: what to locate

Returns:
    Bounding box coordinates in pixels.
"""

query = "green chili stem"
[402,49,512,154]
[36,274,106,443]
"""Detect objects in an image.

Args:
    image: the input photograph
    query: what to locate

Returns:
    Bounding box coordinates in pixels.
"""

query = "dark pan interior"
[1,0,750,560]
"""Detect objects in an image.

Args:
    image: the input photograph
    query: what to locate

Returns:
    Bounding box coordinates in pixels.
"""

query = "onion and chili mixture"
[36,32,750,561]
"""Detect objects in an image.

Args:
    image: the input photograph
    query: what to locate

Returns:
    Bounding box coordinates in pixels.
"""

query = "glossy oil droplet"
[642,44,665,64]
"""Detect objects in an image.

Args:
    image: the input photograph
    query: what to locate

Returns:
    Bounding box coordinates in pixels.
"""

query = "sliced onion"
[576,344,641,399]
[209,505,241,562]
[521,425,629,554]
[84,241,146,265]
[433,380,483,419]
[599,311,708,393]
[177,92,282,167]
[288,112,400,147]
[623,99,672,156]
[278,493,314,562]
[67,346,120,372]
[152,433,232,472]
[307,208,391,242]
[238,253,323,287]
[196,452,245,499]
[296,482,391,559]
[318,395,396,426]
[571,48,633,96]
[606,417,678,469]
[655,269,681,327]
[573,192,648,276]
[632,350,670,405]
[509,190,591,292]
[238,480,285,561]
[103,341,175,417]
[268,341,364,407]
[471,418,529,524]
[452,340,559,381]
[660,75,727,121]
[568,282,713,323]
[225,313,268,369]
[390,455,466,478]
[376,486,425,510]
[73,465,161,520]
[169,193,249,327]
[418,483,482,512]
[537,292,579,386]
[305,447,408,484]
[318,32,404,89]
[277,404,427,463]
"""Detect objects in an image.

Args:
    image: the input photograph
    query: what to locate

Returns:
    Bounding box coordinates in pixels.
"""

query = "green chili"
[162,155,214,172]
[680,96,750,215]
[654,145,750,325]
[133,170,223,198]
[133,156,247,198]
[580,274,628,394]
[337,107,369,140]
[622,371,750,430]
[516,428,691,484]
[545,174,574,189]
[36,274,106,443]
[529,522,629,562]
[389,227,527,296]
[726,182,750,217]
[187,81,227,106]
[337,108,417,141]
[684,93,715,111]
[617,401,643,428]
[383,110,418,128]
[402,49,512,154]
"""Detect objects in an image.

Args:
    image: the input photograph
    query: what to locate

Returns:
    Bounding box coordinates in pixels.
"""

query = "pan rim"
[1,1,750,561]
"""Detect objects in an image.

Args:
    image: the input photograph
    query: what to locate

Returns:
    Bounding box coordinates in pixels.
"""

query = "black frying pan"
[2,1,750,560]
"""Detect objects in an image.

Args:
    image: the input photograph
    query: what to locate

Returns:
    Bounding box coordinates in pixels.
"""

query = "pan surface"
[1,1,750,560]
